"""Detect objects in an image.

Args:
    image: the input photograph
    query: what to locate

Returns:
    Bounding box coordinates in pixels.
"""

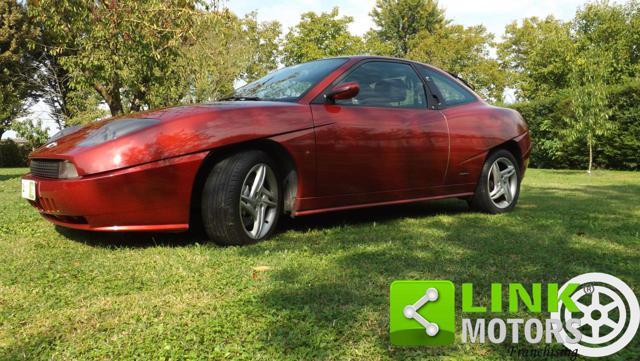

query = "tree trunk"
[588,137,593,174]
[94,81,124,117]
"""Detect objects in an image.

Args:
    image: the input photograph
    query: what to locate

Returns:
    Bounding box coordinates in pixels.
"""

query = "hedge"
[0,140,30,167]
[510,81,640,170]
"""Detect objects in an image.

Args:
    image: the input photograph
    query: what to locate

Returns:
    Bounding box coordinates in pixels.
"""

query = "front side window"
[418,66,477,107]
[334,61,427,108]
[231,58,348,102]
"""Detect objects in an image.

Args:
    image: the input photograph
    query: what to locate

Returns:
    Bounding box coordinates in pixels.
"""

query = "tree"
[29,0,199,117]
[0,0,37,139]
[282,7,363,66]
[407,24,505,102]
[370,0,446,57]
[497,16,575,102]
[362,29,395,56]
[11,118,49,150]
[29,1,281,120]
[242,13,281,82]
[563,48,616,173]
[573,0,639,81]
[499,2,640,102]
[176,9,277,103]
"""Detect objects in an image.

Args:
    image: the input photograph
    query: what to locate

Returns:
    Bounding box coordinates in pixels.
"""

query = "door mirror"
[326,82,360,102]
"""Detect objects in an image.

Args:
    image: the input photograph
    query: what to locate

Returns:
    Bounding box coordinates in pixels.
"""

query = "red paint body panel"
[442,102,529,186]
[23,56,531,232]
[305,104,449,210]
[24,152,207,231]
[31,102,315,176]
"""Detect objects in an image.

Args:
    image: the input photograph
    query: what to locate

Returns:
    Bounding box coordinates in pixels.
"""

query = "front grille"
[30,159,61,178]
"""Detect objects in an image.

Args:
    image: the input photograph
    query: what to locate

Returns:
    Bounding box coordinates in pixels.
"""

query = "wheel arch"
[188,139,299,232]
[489,139,523,173]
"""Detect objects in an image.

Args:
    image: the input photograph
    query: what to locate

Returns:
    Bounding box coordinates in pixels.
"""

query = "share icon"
[402,287,440,336]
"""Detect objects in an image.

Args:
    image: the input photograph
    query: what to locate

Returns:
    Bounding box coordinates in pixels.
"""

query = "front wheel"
[469,149,521,214]
[201,151,282,245]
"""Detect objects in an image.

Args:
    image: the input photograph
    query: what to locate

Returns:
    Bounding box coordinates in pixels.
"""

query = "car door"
[309,60,450,209]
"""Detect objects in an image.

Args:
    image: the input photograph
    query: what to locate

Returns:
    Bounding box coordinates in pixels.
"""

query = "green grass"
[1,168,639,360]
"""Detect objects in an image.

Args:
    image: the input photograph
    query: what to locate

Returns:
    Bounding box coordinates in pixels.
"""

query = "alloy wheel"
[487,157,518,209]
[239,163,279,239]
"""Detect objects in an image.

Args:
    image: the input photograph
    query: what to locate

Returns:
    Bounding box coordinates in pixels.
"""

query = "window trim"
[311,59,437,110]
[416,64,480,109]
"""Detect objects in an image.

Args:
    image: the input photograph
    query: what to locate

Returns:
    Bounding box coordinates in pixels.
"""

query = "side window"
[418,66,476,107]
[334,62,426,108]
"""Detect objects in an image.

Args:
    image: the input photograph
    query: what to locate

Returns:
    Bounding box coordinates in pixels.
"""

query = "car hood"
[30,101,312,175]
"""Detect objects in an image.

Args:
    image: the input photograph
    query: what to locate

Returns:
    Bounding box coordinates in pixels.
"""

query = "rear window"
[418,66,477,107]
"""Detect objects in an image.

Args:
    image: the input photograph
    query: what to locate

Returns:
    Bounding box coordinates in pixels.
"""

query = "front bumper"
[22,152,207,232]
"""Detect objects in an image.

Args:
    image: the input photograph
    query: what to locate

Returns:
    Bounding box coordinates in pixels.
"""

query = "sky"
[2,0,611,139]
[227,0,598,38]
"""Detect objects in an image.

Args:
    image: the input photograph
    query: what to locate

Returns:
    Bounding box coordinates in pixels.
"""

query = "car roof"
[323,56,479,96]
[323,55,447,75]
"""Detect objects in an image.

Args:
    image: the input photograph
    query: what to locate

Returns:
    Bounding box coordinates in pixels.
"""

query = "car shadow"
[279,198,470,233]
[54,226,207,249]
[56,198,471,249]
[236,183,640,360]
[0,173,23,182]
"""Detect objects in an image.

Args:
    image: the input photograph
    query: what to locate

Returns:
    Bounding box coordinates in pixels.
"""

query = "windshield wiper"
[219,95,262,101]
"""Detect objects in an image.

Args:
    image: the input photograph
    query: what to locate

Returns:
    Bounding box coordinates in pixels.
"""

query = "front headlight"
[59,161,79,179]
[78,118,159,147]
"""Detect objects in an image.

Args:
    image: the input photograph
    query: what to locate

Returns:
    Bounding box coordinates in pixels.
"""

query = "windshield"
[229,58,348,102]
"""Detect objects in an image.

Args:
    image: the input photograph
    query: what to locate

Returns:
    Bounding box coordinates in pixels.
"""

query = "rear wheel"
[469,149,520,214]
[201,151,281,245]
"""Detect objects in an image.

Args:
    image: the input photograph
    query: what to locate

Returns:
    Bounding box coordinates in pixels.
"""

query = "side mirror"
[326,82,360,102]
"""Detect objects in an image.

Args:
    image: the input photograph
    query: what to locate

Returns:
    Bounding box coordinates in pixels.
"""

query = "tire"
[469,149,521,214]
[201,150,282,245]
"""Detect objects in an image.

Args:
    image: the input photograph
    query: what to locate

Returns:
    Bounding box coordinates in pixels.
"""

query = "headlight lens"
[59,161,79,179]
[78,118,159,147]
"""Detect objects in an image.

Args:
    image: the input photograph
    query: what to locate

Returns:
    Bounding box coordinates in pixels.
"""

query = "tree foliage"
[29,0,200,116]
[0,0,37,139]
[242,14,281,82]
[499,1,640,102]
[563,48,616,173]
[370,0,446,57]
[178,11,281,103]
[407,25,505,101]
[498,16,575,101]
[282,7,363,66]
[511,80,640,171]
[25,1,281,123]
[11,118,49,150]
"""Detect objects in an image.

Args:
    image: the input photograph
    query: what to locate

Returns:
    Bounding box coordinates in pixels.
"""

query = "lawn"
[0,168,638,360]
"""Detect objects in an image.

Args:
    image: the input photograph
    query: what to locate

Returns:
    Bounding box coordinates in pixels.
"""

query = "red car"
[22,56,530,245]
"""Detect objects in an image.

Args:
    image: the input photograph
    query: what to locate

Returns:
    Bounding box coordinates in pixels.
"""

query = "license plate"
[21,179,37,201]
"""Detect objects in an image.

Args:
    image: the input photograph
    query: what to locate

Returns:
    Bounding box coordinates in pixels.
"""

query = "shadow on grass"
[57,197,471,249]
[54,226,207,248]
[49,182,640,359]
[280,198,470,233]
[0,173,23,182]
[238,183,640,360]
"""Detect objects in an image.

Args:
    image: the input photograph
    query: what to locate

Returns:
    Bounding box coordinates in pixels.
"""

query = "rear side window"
[418,66,476,107]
